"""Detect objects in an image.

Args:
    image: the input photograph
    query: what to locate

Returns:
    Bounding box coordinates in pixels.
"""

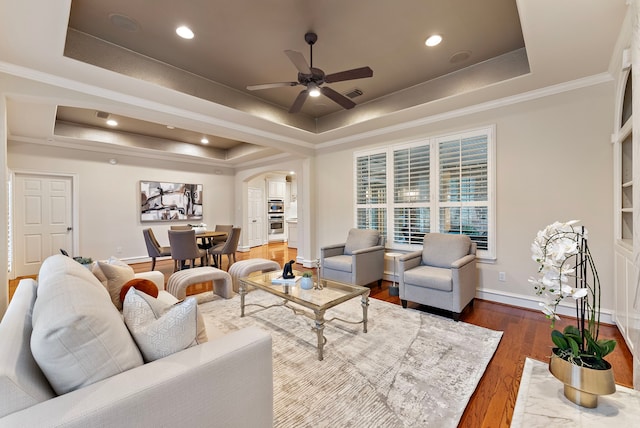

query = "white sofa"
[0,255,273,427]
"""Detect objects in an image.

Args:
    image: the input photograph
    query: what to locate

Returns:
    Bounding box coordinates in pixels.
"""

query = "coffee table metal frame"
[238,270,370,361]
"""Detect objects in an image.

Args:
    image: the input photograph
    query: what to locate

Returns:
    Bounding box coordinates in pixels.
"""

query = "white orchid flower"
[539,302,560,321]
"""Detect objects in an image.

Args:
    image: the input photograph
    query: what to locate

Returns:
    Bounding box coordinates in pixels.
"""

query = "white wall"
[315,82,616,313]
[8,141,235,263]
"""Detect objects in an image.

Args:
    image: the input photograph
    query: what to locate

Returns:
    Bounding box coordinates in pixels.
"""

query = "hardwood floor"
[7,243,634,427]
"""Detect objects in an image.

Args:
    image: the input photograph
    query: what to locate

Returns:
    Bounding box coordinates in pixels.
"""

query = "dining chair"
[170,225,192,230]
[142,228,171,270]
[212,224,233,245]
[167,229,207,272]
[210,227,241,270]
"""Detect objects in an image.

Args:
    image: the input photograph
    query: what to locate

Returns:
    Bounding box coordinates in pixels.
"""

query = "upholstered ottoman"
[228,258,281,292]
[167,267,233,300]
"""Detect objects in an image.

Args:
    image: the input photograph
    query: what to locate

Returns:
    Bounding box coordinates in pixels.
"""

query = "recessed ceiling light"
[201,137,209,144]
[176,25,194,39]
[106,119,118,127]
[425,34,442,47]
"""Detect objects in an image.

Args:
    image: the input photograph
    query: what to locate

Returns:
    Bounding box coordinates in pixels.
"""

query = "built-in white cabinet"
[287,220,297,248]
[613,36,639,389]
[268,180,285,199]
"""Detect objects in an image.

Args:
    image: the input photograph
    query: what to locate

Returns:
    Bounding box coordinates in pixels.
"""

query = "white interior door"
[14,174,74,276]
[248,187,264,247]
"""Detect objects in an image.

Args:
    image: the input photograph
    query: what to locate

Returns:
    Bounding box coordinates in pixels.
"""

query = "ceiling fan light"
[308,83,321,97]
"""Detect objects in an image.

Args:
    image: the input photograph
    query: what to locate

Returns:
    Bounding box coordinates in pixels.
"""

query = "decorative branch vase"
[548,349,615,408]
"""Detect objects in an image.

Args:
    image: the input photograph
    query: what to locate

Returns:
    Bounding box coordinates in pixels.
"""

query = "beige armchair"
[320,228,385,287]
[398,233,477,321]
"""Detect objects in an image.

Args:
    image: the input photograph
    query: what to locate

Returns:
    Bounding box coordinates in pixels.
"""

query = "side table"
[385,252,402,297]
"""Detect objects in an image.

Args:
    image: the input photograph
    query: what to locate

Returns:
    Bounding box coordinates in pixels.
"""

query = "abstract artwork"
[140,181,203,222]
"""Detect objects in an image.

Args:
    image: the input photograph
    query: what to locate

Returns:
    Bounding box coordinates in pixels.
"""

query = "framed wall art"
[140,181,203,222]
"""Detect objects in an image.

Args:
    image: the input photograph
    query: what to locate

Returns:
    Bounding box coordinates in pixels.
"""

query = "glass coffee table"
[238,271,370,361]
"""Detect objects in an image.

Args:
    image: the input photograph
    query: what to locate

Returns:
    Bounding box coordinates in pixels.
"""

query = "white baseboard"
[297,257,318,268]
[476,287,615,325]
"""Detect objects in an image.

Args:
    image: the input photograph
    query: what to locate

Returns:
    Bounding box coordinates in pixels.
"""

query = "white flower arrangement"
[529,220,615,369]
[529,220,588,321]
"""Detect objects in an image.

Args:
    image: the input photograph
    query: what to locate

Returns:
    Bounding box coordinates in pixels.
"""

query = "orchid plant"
[529,220,616,370]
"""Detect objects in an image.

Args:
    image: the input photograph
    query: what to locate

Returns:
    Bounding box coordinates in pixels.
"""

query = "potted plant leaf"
[529,220,616,408]
[301,271,314,290]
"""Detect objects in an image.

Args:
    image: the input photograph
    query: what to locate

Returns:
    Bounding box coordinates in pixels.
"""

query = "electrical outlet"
[116,246,123,255]
[498,271,506,282]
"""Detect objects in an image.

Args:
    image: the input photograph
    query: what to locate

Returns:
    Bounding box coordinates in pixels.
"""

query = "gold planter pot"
[548,350,616,408]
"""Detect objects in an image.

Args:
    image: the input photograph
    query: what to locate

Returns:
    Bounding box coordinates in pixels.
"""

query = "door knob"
[67,227,73,231]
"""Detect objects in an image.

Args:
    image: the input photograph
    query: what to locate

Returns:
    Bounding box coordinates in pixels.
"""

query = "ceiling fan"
[246,32,373,113]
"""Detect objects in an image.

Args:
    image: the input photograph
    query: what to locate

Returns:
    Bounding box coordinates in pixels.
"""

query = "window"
[354,152,387,239]
[355,126,495,259]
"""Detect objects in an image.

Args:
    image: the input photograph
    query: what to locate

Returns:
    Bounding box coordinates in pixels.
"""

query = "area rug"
[512,358,640,427]
[195,291,502,427]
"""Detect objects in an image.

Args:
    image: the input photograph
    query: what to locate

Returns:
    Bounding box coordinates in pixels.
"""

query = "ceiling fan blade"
[246,82,299,91]
[284,50,311,75]
[289,89,309,113]
[320,86,356,109]
[324,66,373,83]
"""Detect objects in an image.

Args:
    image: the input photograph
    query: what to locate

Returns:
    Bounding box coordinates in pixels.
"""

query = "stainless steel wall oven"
[268,215,284,234]
[268,199,284,214]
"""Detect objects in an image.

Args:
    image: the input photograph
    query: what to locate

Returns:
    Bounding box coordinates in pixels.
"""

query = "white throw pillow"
[31,255,143,395]
[97,259,136,310]
[123,288,208,362]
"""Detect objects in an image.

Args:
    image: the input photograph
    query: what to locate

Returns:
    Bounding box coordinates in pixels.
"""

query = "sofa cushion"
[96,259,136,310]
[123,288,208,362]
[344,228,380,255]
[421,233,471,268]
[119,278,159,304]
[31,255,144,395]
[0,279,55,418]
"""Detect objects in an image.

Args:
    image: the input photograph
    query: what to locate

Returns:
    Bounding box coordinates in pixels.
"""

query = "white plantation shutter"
[393,145,430,245]
[437,133,490,251]
[355,152,387,238]
[355,125,494,259]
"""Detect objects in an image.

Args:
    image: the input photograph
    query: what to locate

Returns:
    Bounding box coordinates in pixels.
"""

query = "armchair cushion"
[421,233,471,268]
[404,265,452,292]
[322,255,353,273]
[344,228,380,255]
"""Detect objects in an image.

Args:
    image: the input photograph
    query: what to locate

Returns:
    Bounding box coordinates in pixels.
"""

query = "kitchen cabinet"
[287,220,298,249]
[268,180,285,199]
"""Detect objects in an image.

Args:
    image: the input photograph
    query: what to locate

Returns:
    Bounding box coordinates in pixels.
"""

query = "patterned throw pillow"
[122,288,208,362]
